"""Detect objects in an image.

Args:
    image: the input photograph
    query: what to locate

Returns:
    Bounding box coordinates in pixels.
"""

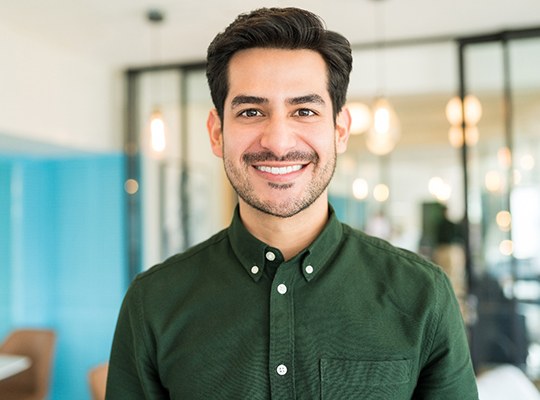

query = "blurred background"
[1,0,539,398]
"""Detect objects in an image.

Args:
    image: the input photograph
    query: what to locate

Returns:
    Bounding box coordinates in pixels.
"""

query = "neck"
[238,195,329,261]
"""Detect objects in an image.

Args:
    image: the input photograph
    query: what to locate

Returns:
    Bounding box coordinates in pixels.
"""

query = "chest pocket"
[320,358,413,400]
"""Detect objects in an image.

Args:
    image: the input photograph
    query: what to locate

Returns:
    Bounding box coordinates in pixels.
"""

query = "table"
[0,354,32,380]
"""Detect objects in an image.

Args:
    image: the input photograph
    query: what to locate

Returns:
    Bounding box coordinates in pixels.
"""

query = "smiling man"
[106,7,478,399]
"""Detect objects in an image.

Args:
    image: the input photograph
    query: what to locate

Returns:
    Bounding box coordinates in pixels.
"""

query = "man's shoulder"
[341,223,447,291]
[340,223,453,320]
[135,227,230,283]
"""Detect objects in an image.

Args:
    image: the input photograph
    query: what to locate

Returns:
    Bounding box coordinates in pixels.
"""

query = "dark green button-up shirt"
[107,206,478,399]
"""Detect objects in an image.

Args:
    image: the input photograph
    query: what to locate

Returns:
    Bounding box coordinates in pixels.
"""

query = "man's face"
[208,48,350,218]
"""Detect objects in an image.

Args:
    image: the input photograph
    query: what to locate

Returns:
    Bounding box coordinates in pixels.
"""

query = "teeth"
[256,165,302,175]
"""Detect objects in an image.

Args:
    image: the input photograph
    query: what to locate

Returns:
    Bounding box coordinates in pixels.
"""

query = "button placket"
[269,259,295,397]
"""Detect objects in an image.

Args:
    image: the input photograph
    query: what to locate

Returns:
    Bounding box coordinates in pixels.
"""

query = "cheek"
[224,130,261,155]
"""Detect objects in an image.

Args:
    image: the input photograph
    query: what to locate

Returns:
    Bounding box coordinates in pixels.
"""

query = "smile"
[255,165,303,175]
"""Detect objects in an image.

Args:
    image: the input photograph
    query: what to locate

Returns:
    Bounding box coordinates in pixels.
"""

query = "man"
[106,7,478,399]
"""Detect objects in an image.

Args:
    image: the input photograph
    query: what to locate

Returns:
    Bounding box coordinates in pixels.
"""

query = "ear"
[335,107,351,154]
[207,109,223,158]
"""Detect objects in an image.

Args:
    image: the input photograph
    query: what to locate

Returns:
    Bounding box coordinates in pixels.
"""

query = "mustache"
[243,151,318,164]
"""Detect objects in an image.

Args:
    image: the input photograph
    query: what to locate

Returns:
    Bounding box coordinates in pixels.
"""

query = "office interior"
[1,0,540,398]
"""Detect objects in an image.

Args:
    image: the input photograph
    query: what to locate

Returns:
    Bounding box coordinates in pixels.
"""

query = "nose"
[259,115,297,157]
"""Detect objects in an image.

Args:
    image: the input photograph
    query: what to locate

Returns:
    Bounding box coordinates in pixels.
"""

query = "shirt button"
[276,364,288,376]
[277,284,287,295]
[251,266,259,275]
[305,265,314,274]
[265,251,276,261]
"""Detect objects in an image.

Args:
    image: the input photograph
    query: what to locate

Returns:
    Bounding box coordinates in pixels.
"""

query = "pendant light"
[364,0,401,155]
[146,9,167,157]
[366,97,400,155]
[446,94,482,148]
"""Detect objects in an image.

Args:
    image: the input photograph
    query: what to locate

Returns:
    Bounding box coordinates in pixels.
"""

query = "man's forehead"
[225,48,330,106]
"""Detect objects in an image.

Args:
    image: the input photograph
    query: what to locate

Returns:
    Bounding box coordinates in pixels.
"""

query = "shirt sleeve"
[105,280,169,399]
[413,269,479,399]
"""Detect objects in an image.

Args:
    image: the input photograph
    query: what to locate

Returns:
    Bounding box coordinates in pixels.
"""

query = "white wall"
[0,22,122,153]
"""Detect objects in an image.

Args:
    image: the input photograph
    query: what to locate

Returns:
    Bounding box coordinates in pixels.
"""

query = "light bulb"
[448,126,463,148]
[445,95,482,126]
[373,106,390,134]
[496,210,511,231]
[520,154,535,170]
[464,95,482,125]
[373,183,389,202]
[347,102,372,135]
[448,126,479,148]
[428,177,452,202]
[365,98,400,155]
[446,97,463,126]
[352,178,369,200]
[150,110,166,154]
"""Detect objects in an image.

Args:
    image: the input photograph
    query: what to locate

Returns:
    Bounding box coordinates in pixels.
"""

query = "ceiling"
[1,0,539,156]
[1,0,540,68]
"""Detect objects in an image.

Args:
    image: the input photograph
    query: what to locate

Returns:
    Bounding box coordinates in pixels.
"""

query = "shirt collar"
[228,204,343,283]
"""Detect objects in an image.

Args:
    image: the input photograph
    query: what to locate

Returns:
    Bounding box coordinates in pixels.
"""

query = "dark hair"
[206,7,352,121]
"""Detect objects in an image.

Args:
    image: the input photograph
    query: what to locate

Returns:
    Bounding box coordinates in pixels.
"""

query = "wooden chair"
[88,363,108,400]
[0,329,56,400]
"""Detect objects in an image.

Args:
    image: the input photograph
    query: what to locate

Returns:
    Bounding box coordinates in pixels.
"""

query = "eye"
[294,108,316,117]
[239,109,262,118]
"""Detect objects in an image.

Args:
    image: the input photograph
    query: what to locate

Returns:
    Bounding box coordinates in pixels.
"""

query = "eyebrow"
[230,94,326,109]
[287,94,326,106]
[231,95,267,108]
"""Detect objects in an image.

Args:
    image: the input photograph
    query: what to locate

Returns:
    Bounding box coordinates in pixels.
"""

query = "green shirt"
[107,206,478,399]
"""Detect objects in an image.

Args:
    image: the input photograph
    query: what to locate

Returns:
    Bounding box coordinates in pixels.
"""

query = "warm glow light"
[499,240,514,256]
[347,102,372,135]
[124,179,139,194]
[498,147,512,168]
[520,154,535,170]
[448,126,463,148]
[445,95,483,126]
[352,178,369,200]
[464,95,482,125]
[150,110,166,153]
[373,106,390,134]
[428,177,452,201]
[485,170,502,193]
[446,95,482,148]
[373,183,390,202]
[448,126,479,148]
[365,98,401,155]
[464,126,479,146]
[496,210,512,231]
[445,97,463,126]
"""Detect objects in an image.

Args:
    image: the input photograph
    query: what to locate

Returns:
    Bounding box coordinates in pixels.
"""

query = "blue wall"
[0,154,126,400]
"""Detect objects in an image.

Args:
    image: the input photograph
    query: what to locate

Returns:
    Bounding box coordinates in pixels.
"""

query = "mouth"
[244,151,316,177]
[255,164,303,175]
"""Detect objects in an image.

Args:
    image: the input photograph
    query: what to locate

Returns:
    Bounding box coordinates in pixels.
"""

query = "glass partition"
[462,33,540,376]
[126,66,231,273]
